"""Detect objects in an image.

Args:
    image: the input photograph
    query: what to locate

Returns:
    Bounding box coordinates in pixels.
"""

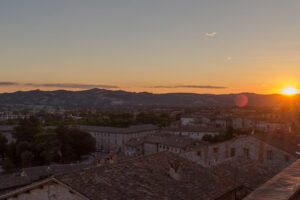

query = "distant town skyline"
[1,1,300,94]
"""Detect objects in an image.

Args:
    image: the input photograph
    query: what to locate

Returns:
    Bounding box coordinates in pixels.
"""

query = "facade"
[180,116,196,126]
[255,121,285,133]
[125,134,205,156]
[232,117,255,130]
[181,135,298,170]
[163,126,221,140]
[78,124,158,153]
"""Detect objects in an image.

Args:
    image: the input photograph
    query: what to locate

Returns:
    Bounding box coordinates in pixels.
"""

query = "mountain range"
[0,89,297,107]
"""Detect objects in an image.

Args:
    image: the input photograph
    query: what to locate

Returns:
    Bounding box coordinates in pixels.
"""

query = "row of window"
[159,145,180,153]
[196,147,290,162]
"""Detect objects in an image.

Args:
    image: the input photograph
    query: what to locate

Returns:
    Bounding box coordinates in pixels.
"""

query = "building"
[77,124,158,153]
[1,152,280,200]
[181,134,299,170]
[125,134,206,156]
[163,126,221,140]
[180,115,211,126]
[0,164,89,195]
[232,117,255,130]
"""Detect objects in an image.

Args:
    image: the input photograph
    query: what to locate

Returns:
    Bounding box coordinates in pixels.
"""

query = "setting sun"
[281,87,299,96]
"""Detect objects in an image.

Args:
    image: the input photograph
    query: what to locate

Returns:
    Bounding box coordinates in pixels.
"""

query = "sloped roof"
[244,159,300,200]
[253,133,300,157]
[54,152,278,200]
[125,134,207,149]
[0,163,89,194]
[144,134,206,149]
[77,124,158,134]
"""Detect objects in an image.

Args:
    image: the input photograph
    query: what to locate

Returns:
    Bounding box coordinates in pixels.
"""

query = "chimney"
[20,170,27,177]
[95,152,102,166]
[106,153,118,164]
[168,160,182,181]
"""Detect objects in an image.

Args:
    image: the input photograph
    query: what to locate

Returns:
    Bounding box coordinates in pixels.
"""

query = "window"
[267,150,273,160]
[243,148,250,159]
[230,148,235,157]
[197,150,202,157]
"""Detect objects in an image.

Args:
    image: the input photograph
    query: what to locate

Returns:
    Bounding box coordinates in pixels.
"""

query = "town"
[1,1,300,199]
[0,104,299,199]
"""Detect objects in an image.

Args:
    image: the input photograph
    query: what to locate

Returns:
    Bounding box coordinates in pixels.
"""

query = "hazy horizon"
[0,87,293,96]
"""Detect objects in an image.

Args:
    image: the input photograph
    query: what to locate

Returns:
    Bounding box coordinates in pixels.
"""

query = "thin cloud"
[0,82,19,86]
[0,82,118,89]
[205,32,217,37]
[150,85,227,89]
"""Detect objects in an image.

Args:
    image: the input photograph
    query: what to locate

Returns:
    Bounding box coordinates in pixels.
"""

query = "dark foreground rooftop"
[1,152,283,200]
[55,152,278,200]
[244,159,300,200]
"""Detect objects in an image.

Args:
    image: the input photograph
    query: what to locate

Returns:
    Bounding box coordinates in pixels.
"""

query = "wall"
[181,136,297,170]
[89,129,157,153]
[144,143,158,155]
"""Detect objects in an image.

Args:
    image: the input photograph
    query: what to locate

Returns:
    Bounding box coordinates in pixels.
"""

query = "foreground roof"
[52,152,278,200]
[244,159,300,200]
[0,163,89,194]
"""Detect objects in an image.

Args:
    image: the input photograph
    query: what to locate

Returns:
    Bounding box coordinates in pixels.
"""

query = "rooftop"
[253,133,300,157]
[244,159,300,200]
[0,163,89,194]
[77,124,158,134]
[51,152,278,200]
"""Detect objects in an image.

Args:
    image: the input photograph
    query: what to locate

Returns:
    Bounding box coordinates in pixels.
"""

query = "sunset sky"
[1,0,300,94]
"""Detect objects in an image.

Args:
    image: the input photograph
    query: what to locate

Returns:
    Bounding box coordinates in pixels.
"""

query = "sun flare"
[281,87,299,96]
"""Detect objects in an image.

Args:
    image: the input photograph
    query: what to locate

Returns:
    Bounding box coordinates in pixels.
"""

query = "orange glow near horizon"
[281,86,299,96]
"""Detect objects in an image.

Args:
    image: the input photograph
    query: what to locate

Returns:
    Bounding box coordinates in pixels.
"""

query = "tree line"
[0,117,95,172]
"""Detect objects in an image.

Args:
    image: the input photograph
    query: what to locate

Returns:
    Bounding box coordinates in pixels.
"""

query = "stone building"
[77,124,158,153]
[163,126,221,140]
[181,134,299,171]
[125,134,206,156]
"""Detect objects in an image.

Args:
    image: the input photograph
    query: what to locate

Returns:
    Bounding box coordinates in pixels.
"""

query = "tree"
[0,134,8,158]
[14,116,43,142]
[3,158,15,172]
[33,132,60,164]
[56,126,96,162]
[21,151,34,168]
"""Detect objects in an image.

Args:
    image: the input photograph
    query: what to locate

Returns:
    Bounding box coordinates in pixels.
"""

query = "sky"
[0,0,300,94]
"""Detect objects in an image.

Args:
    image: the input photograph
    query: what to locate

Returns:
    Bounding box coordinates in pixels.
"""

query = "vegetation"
[37,110,176,128]
[0,134,8,158]
[1,117,96,171]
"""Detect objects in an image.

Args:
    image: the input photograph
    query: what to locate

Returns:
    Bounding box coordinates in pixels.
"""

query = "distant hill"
[0,89,297,107]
